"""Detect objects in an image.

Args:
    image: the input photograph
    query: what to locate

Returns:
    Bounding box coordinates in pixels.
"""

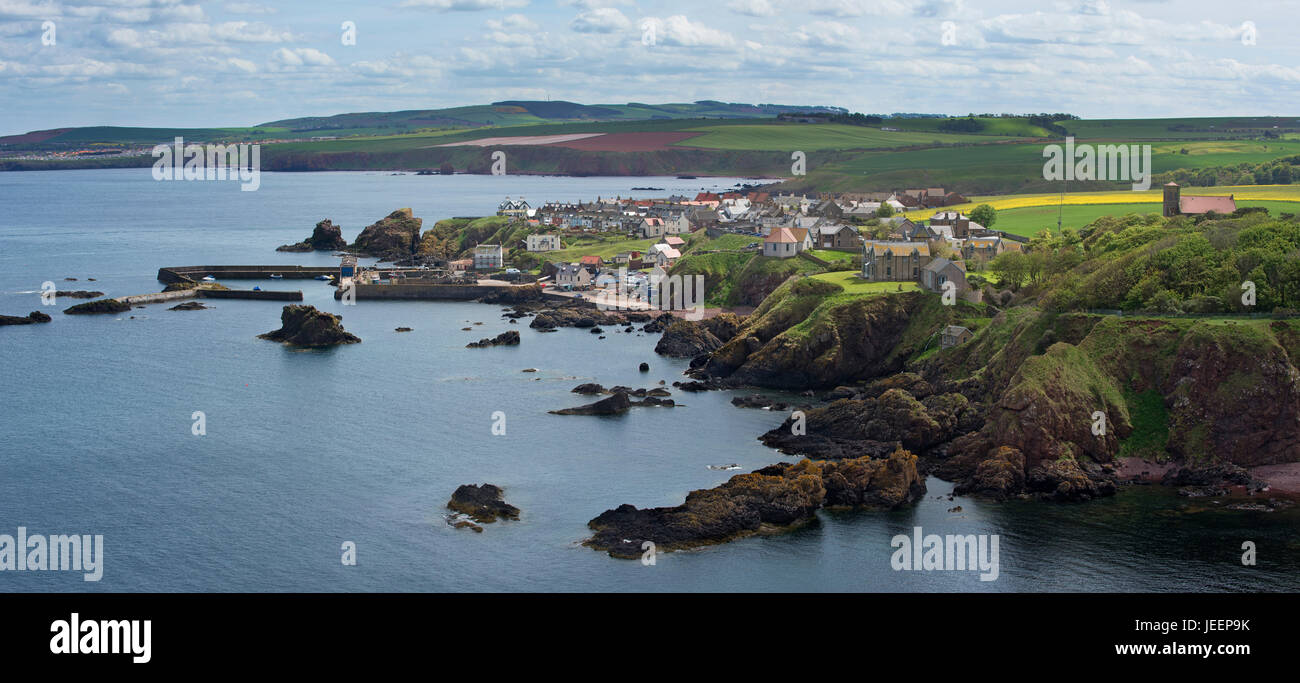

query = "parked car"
[505,268,521,275]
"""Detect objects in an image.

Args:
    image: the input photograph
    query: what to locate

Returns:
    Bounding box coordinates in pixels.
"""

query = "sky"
[0,0,1297,134]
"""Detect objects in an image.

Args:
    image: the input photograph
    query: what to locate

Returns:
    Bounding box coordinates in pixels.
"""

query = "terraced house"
[963,235,1006,264]
[861,240,931,282]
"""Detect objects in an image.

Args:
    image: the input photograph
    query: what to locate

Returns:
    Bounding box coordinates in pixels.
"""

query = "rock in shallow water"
[585,448,924,558]
[465,330,520,348]
[257,305,360,347]
[447,484,519,524]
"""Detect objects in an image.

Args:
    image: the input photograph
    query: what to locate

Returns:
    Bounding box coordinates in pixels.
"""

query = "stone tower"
[1162,182,1180,217]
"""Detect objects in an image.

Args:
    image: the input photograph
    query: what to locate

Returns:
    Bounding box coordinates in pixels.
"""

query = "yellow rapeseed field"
[908,185,1300,220]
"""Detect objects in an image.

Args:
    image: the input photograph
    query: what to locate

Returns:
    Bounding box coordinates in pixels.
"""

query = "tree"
[876,203,895,218]
[970,203,997,228]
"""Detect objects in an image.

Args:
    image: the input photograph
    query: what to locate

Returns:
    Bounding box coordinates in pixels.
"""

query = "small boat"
[269,274,283,280]
[201,275,216,282]
[314,275,332,281]
[253,286,262,291]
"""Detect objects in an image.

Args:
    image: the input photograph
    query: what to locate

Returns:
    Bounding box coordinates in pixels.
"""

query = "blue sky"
[0,0,1297,134]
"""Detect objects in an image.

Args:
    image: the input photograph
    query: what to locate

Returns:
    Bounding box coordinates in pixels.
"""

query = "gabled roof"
[766,227,798,244]
[923,257,957,273]
[1179,195,1237,215]
[943,325,972,336]
[866,241,930,257]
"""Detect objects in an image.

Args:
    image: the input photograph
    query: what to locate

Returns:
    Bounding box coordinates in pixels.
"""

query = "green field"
[542,236,656,262]
[674,122,1020,151]
[687,233,760,252]
[785,138,1300,195]
[9,106,1300,201]
[1064,116,1300,140]
[881,116,1054,137]
[810,270,919,294]
[807,249,857,263]
[980,199,1300,237]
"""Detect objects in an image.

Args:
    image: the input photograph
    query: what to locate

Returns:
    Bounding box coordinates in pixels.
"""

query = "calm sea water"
[1,169,1296,592]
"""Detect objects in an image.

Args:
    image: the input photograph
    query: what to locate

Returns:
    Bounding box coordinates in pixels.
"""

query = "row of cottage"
[762,212,1021,293]
[501,186,969,244]
[549,235,689,289]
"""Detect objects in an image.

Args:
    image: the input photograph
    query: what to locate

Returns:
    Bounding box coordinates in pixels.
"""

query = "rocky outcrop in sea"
[276,219,349,252]
[257,305,360,347]
[0,310,52,325]
[585,448,925,558]
[351,209,422,261]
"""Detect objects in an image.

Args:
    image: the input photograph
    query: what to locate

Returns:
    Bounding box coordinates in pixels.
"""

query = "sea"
[1,169,1296,592]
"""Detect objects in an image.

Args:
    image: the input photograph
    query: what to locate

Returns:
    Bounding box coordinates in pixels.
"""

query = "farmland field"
[785,140,1300,195]
[672,123,1021,151]
[906,185,1300,236]
[1064,116,1300,140]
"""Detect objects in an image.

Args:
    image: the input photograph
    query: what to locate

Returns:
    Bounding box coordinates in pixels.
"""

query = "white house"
[473,244,503,270]
[525,233,561,252]
[764,227,802,258]
[554,263,592,289]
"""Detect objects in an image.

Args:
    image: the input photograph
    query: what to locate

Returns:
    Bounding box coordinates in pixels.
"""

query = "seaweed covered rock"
[529,307,616,330]
[466,330,520,348]
[952,446,1026,500]
[257,305,360,347]
[278,218,348,252]
[654,319,724,357]
[447,484,520,523]
[63,298,131,315]
[1026,458,1116,501]
[0,311,52,325]
[760,389,974,459]
[585,449,923,558]
[550,391,631,416]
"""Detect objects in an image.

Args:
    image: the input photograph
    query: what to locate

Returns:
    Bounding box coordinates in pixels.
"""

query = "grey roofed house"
[921,257,967,293]
[941,325,974,348]
[900,219,934,241]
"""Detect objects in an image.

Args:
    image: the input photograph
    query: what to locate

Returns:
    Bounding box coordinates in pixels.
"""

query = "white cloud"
[806,0,911,18]
[399,0,530,10]
[571,8,630,33]
[487,13,538,31]
[224,2,276,14]
[271,47,334,67]
[727,0,775,17]
[654,15,735,47]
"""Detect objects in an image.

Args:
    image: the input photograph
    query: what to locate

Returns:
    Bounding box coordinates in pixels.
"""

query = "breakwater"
[158,265,337,285]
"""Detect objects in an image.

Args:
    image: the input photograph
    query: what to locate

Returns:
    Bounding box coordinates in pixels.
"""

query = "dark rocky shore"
[585,448,924,558]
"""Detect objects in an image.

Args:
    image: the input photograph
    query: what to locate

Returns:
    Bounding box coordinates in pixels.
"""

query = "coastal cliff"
[678,264,1300,500]
[352,209,422,260]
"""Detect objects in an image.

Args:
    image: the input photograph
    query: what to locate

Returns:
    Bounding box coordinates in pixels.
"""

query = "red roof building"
[1163,182,1237,217]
